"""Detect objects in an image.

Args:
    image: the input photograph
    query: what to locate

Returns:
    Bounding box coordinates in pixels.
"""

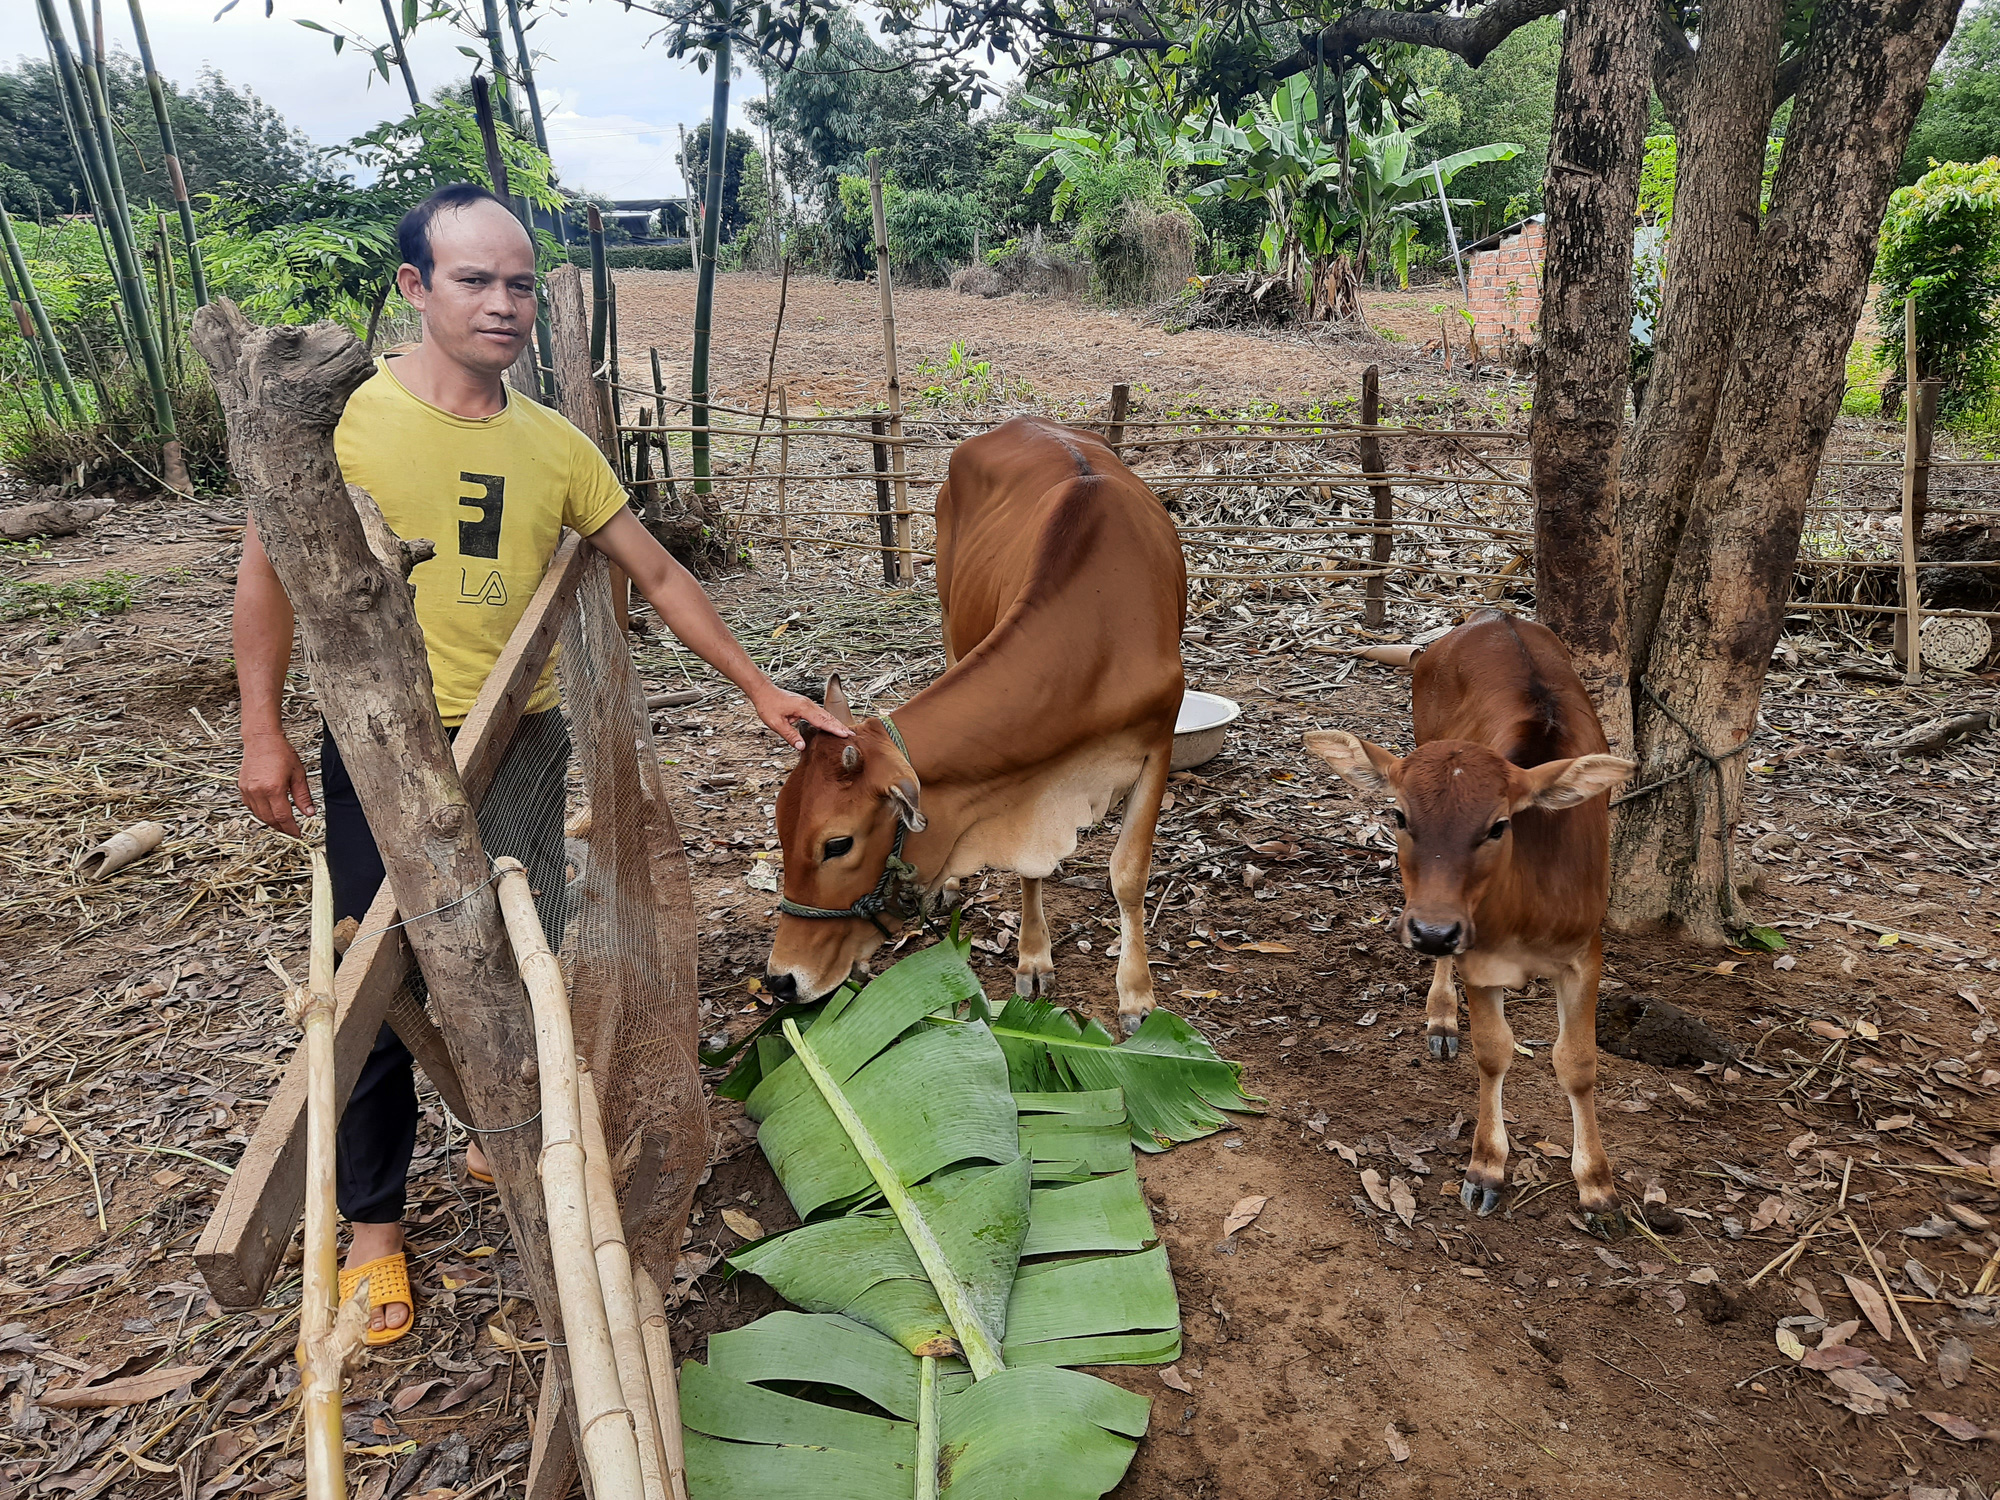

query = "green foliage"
[0,56,314,216]
[1876,156,2000,423]
[680,123,760,243]
[886,186,985,285]
[1901,8,2000,186]
[1410,16,1560,241]
[0,570,138,625]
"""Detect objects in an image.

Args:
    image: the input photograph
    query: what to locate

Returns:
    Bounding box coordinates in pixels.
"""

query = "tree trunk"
[1609,0,1962,940]
[1619,0,1784,681]
[1526,0,1653,754]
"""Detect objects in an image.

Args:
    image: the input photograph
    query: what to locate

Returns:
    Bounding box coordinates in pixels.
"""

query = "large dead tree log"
[191,298,576,1426]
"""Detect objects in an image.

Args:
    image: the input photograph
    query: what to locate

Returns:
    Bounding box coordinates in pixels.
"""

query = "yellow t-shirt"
[334,358,629,725]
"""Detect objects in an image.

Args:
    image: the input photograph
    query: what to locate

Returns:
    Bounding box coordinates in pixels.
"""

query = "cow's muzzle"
[1402,912,1469,957]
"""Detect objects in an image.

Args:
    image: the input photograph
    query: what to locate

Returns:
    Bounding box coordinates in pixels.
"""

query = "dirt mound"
[950,234,1090,301]
[1922,518,2000,611]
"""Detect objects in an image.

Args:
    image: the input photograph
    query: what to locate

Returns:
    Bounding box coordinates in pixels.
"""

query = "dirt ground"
[610,270,1463,417]
[2,297,1997,1500]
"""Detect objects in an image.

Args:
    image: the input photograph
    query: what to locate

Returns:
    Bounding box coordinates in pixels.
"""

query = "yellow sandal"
[338,1252,415,1347]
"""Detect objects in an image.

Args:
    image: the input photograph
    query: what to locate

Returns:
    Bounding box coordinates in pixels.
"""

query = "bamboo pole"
[1899,296,1923,684]
[496,856,647,1500]
[690,19,730,504]
[578,1069,671,1500]
[748,256,790,475]
[1359,365,1393,627]
[775,387,794,576]
[867,156,913,583]
[477,0,522,132]
[127,0,207,306]
[503,0,553,159]
[0,200,85,421]
[472,76,546,408]
[376,0,422,112]
[292,850,371,1500]
[633,1268,690,1500]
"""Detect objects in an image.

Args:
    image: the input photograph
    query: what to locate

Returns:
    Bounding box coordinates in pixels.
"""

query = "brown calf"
[1304,610,1633,1229]
[765,416,1186,1031]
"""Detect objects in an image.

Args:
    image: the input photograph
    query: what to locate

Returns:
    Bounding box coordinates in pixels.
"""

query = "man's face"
[397,200,537,378]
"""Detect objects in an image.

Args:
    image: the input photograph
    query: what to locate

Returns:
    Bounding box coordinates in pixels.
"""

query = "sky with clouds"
[0,1,766,200]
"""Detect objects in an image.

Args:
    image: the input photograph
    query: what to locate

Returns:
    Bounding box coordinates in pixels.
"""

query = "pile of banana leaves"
[681,935,1261,1499]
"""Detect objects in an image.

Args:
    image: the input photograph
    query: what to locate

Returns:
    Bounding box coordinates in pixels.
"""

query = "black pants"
[323,710,572,1223]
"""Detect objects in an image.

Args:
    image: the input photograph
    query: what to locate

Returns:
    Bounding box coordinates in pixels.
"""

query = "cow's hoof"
[1014,969,1055,999]
[1460,1179,1502,1217]
[1118,1008,1149,1037]
[1427,1032,1459,1061]
[1583,1206,1626,1240]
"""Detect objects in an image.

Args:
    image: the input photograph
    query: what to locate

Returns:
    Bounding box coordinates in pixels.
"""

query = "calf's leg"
[1108,746,1171,1035]
[1014,876,1055,997]
[1461,983,1513,1215]
[1553,935,1620,1231]
[1425,958,1459,1059]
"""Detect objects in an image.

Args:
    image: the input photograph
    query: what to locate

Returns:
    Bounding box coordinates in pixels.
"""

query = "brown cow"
[764,416,1187,1032]
[1303,611,1634,1228]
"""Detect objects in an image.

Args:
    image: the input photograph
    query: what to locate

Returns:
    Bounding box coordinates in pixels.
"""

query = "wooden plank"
[524,1364,581,1500]
[195,529,590,1307]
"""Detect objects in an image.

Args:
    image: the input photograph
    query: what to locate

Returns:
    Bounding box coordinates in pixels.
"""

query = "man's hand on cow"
[753,685,852,750]
[240,734,315,837]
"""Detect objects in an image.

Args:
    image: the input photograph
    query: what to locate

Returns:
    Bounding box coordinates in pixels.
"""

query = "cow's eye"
[1487,820,1510,842]
[823,836,854,860]
[1390,808,1407,830]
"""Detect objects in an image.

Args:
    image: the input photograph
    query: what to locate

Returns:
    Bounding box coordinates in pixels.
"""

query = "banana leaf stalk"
[496,857,647,1500]
[126,0,207,306]
[633,1268,691,1500]
[291,851,371,1500]
[578,1067,672,1500]
[916,1355,939,1500]
[0,201,84,421]
[781,1016,1009,1378]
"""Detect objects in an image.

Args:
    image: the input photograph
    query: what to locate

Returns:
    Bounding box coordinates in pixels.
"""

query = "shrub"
[949,228,1089,300]
[887,188,985,286]
[567,244,694,272]
[1876,157,2000,425]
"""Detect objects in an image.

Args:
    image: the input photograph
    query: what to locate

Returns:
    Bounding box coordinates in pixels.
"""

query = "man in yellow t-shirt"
[231,183,847,1342]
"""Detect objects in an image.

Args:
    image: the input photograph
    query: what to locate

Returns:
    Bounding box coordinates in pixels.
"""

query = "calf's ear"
[823,672,856,727]
[1516,754,1635,811]
[886,777,927,832]
[1303,729,1400,795]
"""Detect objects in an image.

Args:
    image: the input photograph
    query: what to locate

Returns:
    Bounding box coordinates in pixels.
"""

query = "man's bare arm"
[233,518,315,835]
[585,509,850,749]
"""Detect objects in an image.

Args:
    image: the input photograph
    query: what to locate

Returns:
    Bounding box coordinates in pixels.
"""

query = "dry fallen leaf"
[1936,1337,1972,1389]
[1686,1266,1719,1286]
[40,1363,211,1410]
[1801,1344,1872,1371]
[1854,1018,1880,1040]
[434,1366,496,1413]
[1919,1411,1985,1442]
[1875,1113,1915,1132]
[1534,1141,1568,1159]
[391,1378,449,1413]
[1792,1279,1825,1319]
[1360,1170,1393,1214]
[1383,1424,1411,1463]
[1748,1196,1789,1233]
[1235,941,1295,954]
[1817,1319,1861,1350]
[1841,1274,1895,1342]
[1775,1326,1806,1361]
[1158,1365,1194,1394]
[1809,1020,1850,1041]
[1327,1139,1359,1167]
[1222,1195,1269,1237]
[1785,1132,1817,1159]
[721,1208,765,1241]
[149,1169,185,1189]
[1389,1176,1417,1227]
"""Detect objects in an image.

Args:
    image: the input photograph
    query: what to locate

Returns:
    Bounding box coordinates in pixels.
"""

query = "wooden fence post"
[1358,365,1393,627]
[1107,382,1130,457]
[191,300,580,1445]
[868,156,913,583]
[870,415,897,586]
[1897,299,1930,683]
[776,387,795,576]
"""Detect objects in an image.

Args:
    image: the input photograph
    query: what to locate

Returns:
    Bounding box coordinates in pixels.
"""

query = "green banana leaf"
[681,1312,1150,1500]
[989,1000,1264,1150]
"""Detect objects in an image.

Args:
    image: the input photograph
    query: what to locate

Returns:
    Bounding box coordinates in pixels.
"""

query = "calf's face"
[766,677,926,1002]
[1303,730,1631,957]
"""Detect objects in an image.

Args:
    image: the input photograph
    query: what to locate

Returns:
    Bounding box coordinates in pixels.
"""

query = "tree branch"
[1652,5,1696,128]
[1281,0,1565,76]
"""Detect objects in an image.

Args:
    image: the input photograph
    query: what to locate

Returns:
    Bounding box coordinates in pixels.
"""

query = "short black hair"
[397,182,513,287]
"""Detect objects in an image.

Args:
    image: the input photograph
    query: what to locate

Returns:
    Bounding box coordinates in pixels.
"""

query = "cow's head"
[766,675,927,1001]
[1303,730,1631,957]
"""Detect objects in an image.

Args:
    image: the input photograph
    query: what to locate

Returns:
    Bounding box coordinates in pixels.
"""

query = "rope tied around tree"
[1608,676,1755,809]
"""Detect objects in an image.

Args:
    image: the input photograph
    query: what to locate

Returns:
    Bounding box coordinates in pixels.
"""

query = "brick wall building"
[1465,217,1545,352]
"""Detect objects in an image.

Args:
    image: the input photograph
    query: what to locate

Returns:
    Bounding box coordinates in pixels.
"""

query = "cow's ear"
[823,673,855,727]
[1516,754,1635,811]
[887,777,927,833]
[1303,729,1400,796]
